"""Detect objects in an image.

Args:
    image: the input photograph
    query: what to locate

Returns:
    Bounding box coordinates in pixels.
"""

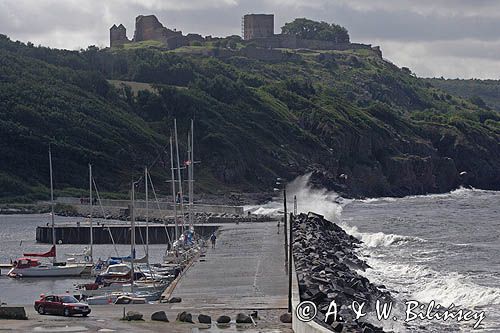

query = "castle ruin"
[243,14,274,40]
[109,14,381,58]
[110,15,202,49]
[109,24,130,47]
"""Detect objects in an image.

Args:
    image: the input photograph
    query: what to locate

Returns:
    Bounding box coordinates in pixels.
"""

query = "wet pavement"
[170,222,288,310]
[1,222,292,332]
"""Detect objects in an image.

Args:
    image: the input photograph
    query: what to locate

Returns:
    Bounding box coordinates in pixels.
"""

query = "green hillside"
[1,34,499,201]
[426,78,500,112]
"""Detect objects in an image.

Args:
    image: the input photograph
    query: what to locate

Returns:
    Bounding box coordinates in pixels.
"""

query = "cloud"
[0,0,500,79]
[122,0,239,11]
[369,39,500,79]
[272,0,500,18]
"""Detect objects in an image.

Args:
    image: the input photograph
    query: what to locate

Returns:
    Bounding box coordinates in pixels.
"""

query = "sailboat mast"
[145,167,149,261]
[130,181,136,293]
[170,136,178,241]
[174,119,185,233]
[89,163,93,263]
[48,147,56,263]
[189,119,194,228]
[187,132,192,227]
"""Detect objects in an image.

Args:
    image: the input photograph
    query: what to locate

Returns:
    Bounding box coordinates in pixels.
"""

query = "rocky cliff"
[0,35,499,200]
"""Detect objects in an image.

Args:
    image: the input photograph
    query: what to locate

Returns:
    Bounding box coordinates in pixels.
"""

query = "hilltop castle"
[110,14,380,57]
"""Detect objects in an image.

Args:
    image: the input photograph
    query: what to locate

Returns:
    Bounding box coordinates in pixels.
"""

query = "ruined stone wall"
[239,46,300,62]
[247,35,376,53]
[110,24,130,47]
[133,15,182,45]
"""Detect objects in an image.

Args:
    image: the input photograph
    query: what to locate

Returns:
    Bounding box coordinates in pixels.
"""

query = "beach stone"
[169,297,182,303]
[176,311,193,323]
[125,311,143,321]
[198,314,211,324]
[216,315,231,324]
[151,311,169,322]
[279,313,292,323]
[235,313,253,324]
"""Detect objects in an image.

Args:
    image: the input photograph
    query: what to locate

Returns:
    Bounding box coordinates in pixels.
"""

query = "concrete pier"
[36,223,219,244]
[168,221,288,310]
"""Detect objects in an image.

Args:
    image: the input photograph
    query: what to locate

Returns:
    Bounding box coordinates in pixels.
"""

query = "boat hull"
[8,264,86,277]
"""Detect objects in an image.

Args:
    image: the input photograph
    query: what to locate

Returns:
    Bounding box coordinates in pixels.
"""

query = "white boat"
[8,148,85,279]
[79,279,169,297]
[8,258,86,277]
[86,292,148,305]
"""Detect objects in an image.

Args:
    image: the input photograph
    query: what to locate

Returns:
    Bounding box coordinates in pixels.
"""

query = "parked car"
[34,294,91,317]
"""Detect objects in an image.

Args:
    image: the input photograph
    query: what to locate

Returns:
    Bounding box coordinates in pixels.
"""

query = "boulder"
[198,314,211,324]
[279,313,292,323]
[177,311,193,323]
[151,311,169,322]
[0,307,27,320]
[235,313,253,324]
[125,311,143,321]
[216,315,231,324]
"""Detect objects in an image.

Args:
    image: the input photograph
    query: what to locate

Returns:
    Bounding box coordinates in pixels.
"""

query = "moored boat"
[8,258,86,278]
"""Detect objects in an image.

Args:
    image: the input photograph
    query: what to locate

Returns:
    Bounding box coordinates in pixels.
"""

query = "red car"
[34,294,91,317]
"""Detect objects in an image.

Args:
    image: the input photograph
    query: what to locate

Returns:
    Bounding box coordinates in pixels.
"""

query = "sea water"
[250,174,499,332]
[0,214,167,304]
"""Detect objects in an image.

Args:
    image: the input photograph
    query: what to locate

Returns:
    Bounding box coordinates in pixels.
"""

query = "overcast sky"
[1,0,499,79]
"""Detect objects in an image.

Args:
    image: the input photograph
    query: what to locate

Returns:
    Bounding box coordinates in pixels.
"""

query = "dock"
[168,221,288,310]
[36,223,219,244]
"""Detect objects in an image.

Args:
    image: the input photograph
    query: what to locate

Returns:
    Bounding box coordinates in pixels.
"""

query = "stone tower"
[110,24,130,47]
[243,14,274,40]
[133,15,180,43]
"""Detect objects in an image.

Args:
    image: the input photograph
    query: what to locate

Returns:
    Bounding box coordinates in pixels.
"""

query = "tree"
[281,18,350,43]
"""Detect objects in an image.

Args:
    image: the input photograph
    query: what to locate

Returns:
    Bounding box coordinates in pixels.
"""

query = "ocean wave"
[355,186,499,204]
[340,223,426,248]
[363,259,500,308]
[414,274,500,308]
[248,173,344,221]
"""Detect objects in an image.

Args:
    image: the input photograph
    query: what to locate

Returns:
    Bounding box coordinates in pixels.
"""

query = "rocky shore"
[292,212,390,332]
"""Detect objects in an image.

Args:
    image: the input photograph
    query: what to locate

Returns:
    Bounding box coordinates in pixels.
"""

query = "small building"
[243,14,274,40]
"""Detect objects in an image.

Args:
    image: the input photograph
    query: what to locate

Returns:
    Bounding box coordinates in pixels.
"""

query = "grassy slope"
[426,78,500,112]
[0,35,499,200]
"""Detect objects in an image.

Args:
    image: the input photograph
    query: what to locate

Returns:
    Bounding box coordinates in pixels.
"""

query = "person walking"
[210,232,217,249]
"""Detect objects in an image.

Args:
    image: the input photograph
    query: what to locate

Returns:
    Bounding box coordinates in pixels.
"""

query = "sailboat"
[8,148,86,278]
[82,176,170,302]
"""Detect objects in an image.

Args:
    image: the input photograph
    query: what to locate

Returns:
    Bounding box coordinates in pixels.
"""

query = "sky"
[1,0,500,79]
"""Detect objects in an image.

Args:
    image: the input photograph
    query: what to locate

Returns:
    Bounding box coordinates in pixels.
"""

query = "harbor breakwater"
[293,212,389,332]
